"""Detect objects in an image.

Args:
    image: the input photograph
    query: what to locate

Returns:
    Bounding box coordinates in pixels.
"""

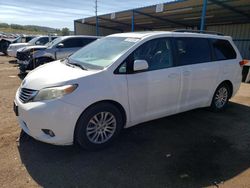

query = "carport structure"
[74,0,250,58]
[75,0,250,33]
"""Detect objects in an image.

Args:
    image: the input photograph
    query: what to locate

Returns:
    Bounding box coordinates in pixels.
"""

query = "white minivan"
[14,31,245,150]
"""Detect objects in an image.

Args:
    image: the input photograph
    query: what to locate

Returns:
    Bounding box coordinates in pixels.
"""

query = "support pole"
[131,10,134,32]
[95,0,99,36]
[200,0,207,31]
[96,16,99,36]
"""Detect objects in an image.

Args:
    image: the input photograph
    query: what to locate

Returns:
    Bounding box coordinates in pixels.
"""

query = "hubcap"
[214,87,228,108]
[86,112,116,144]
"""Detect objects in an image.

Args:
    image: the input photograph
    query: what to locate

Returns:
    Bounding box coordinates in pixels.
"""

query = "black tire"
[210,83,231,112]
[19,64,27,74]
[75,102,123,150]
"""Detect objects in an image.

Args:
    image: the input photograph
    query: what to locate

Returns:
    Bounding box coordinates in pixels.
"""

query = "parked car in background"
[0,36,22,55]
[14,31,246,150]
[21,35,35,43]
[0,38,17,55]
[18,35,98,73]
[7,36,57,57]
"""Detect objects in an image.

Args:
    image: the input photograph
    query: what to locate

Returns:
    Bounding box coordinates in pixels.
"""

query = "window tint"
[62,38,83,48]
[175,37,211,66]
[36,37,49,45]
[81,38,97,46]
[131,38,173,71]
[211,39,236,60]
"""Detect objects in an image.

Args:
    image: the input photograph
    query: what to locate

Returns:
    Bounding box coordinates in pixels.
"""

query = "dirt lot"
[0,54,250,188]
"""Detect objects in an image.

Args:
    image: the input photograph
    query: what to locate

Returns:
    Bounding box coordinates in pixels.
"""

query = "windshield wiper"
[60,57,68,62]
[70,62,88,70]
[62,57,88,70]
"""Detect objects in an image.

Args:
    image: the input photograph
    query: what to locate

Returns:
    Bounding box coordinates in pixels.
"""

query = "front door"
[55,38,81,60]
[126,38,181,124]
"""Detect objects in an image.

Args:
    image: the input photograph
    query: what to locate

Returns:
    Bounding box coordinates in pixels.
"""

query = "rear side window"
[175,37,211,66]
[211,39,236,60]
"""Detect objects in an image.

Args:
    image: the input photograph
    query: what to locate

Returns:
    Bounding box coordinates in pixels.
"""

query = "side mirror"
[57,43,64,48]
[133,60,148,72]
[35,41,41,45]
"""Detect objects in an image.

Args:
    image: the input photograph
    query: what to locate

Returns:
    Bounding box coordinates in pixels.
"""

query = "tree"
[0,23,9,28]
[61,27,70,36]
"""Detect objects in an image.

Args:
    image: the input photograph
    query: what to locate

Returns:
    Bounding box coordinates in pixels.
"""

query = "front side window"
[175,37,211,66]
[131,38,173,71]
[81,38,97,46]
[62,38,83,48]
[211,39,236,60]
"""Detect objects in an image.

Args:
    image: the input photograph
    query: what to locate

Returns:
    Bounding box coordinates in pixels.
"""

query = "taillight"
[239,59,249,66]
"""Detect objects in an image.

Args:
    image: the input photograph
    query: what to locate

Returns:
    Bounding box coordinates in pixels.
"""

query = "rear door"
[174,37,219,112]
[210,39,241,89]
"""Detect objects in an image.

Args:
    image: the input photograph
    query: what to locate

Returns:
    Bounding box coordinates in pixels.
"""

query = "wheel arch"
[73,100,127,143]
[36,56,55,62]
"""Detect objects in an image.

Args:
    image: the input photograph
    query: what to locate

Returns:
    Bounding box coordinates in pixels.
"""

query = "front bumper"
[17,59,29,65]
[7,49,16,57]
[14,89,83,145]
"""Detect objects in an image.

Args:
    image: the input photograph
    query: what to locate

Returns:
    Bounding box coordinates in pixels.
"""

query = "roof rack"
[173,29,224,36]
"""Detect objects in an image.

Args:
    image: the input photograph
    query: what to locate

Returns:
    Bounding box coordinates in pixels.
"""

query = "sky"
[0,0,173,30]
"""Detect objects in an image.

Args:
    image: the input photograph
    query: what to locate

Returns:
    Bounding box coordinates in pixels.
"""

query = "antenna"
[95,0,97,17]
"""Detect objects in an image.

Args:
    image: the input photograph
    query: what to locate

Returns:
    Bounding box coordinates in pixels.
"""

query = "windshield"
[69,37,139,69]
[28,37,40,45]
[46,37,62,48]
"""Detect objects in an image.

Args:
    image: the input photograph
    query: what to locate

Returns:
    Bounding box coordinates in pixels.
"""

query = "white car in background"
[14,31,245,150]
[7,36,57,57]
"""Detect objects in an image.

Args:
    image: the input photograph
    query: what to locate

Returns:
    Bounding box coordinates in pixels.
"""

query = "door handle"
[183,71,191,76]
[168,73,178,78]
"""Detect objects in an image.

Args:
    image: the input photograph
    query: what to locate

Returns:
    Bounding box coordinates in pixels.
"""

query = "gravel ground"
[0,54,250,188]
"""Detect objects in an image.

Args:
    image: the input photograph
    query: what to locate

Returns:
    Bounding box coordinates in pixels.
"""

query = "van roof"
[59,35,100,40]
[109,31,232,40]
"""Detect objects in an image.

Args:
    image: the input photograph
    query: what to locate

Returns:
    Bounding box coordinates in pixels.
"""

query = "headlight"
[30,50,36,55]
[33,84,78,102]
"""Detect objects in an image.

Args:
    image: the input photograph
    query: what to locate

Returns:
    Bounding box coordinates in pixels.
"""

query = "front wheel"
[75,103,123,150]
[210,83,230,112]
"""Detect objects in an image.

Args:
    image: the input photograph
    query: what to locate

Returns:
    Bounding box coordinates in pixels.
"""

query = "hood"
[21,60,100,90]
[18,45,47,52]
[10,43,29,47]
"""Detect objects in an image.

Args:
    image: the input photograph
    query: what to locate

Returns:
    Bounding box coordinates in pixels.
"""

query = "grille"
[16,51,30,61]
[19,88,38,103]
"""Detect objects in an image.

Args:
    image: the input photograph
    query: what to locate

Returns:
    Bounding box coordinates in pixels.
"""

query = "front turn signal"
[239,59,249,66]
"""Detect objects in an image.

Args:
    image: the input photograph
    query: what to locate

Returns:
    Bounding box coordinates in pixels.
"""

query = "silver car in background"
[18,35,99,73]
[7,36,56,57]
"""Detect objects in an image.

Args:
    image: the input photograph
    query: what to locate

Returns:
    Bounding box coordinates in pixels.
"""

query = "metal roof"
[75,0,250,32]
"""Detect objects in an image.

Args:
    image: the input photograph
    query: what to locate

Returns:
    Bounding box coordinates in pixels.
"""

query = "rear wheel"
[210,83,231,112]
[75,102,123,150]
